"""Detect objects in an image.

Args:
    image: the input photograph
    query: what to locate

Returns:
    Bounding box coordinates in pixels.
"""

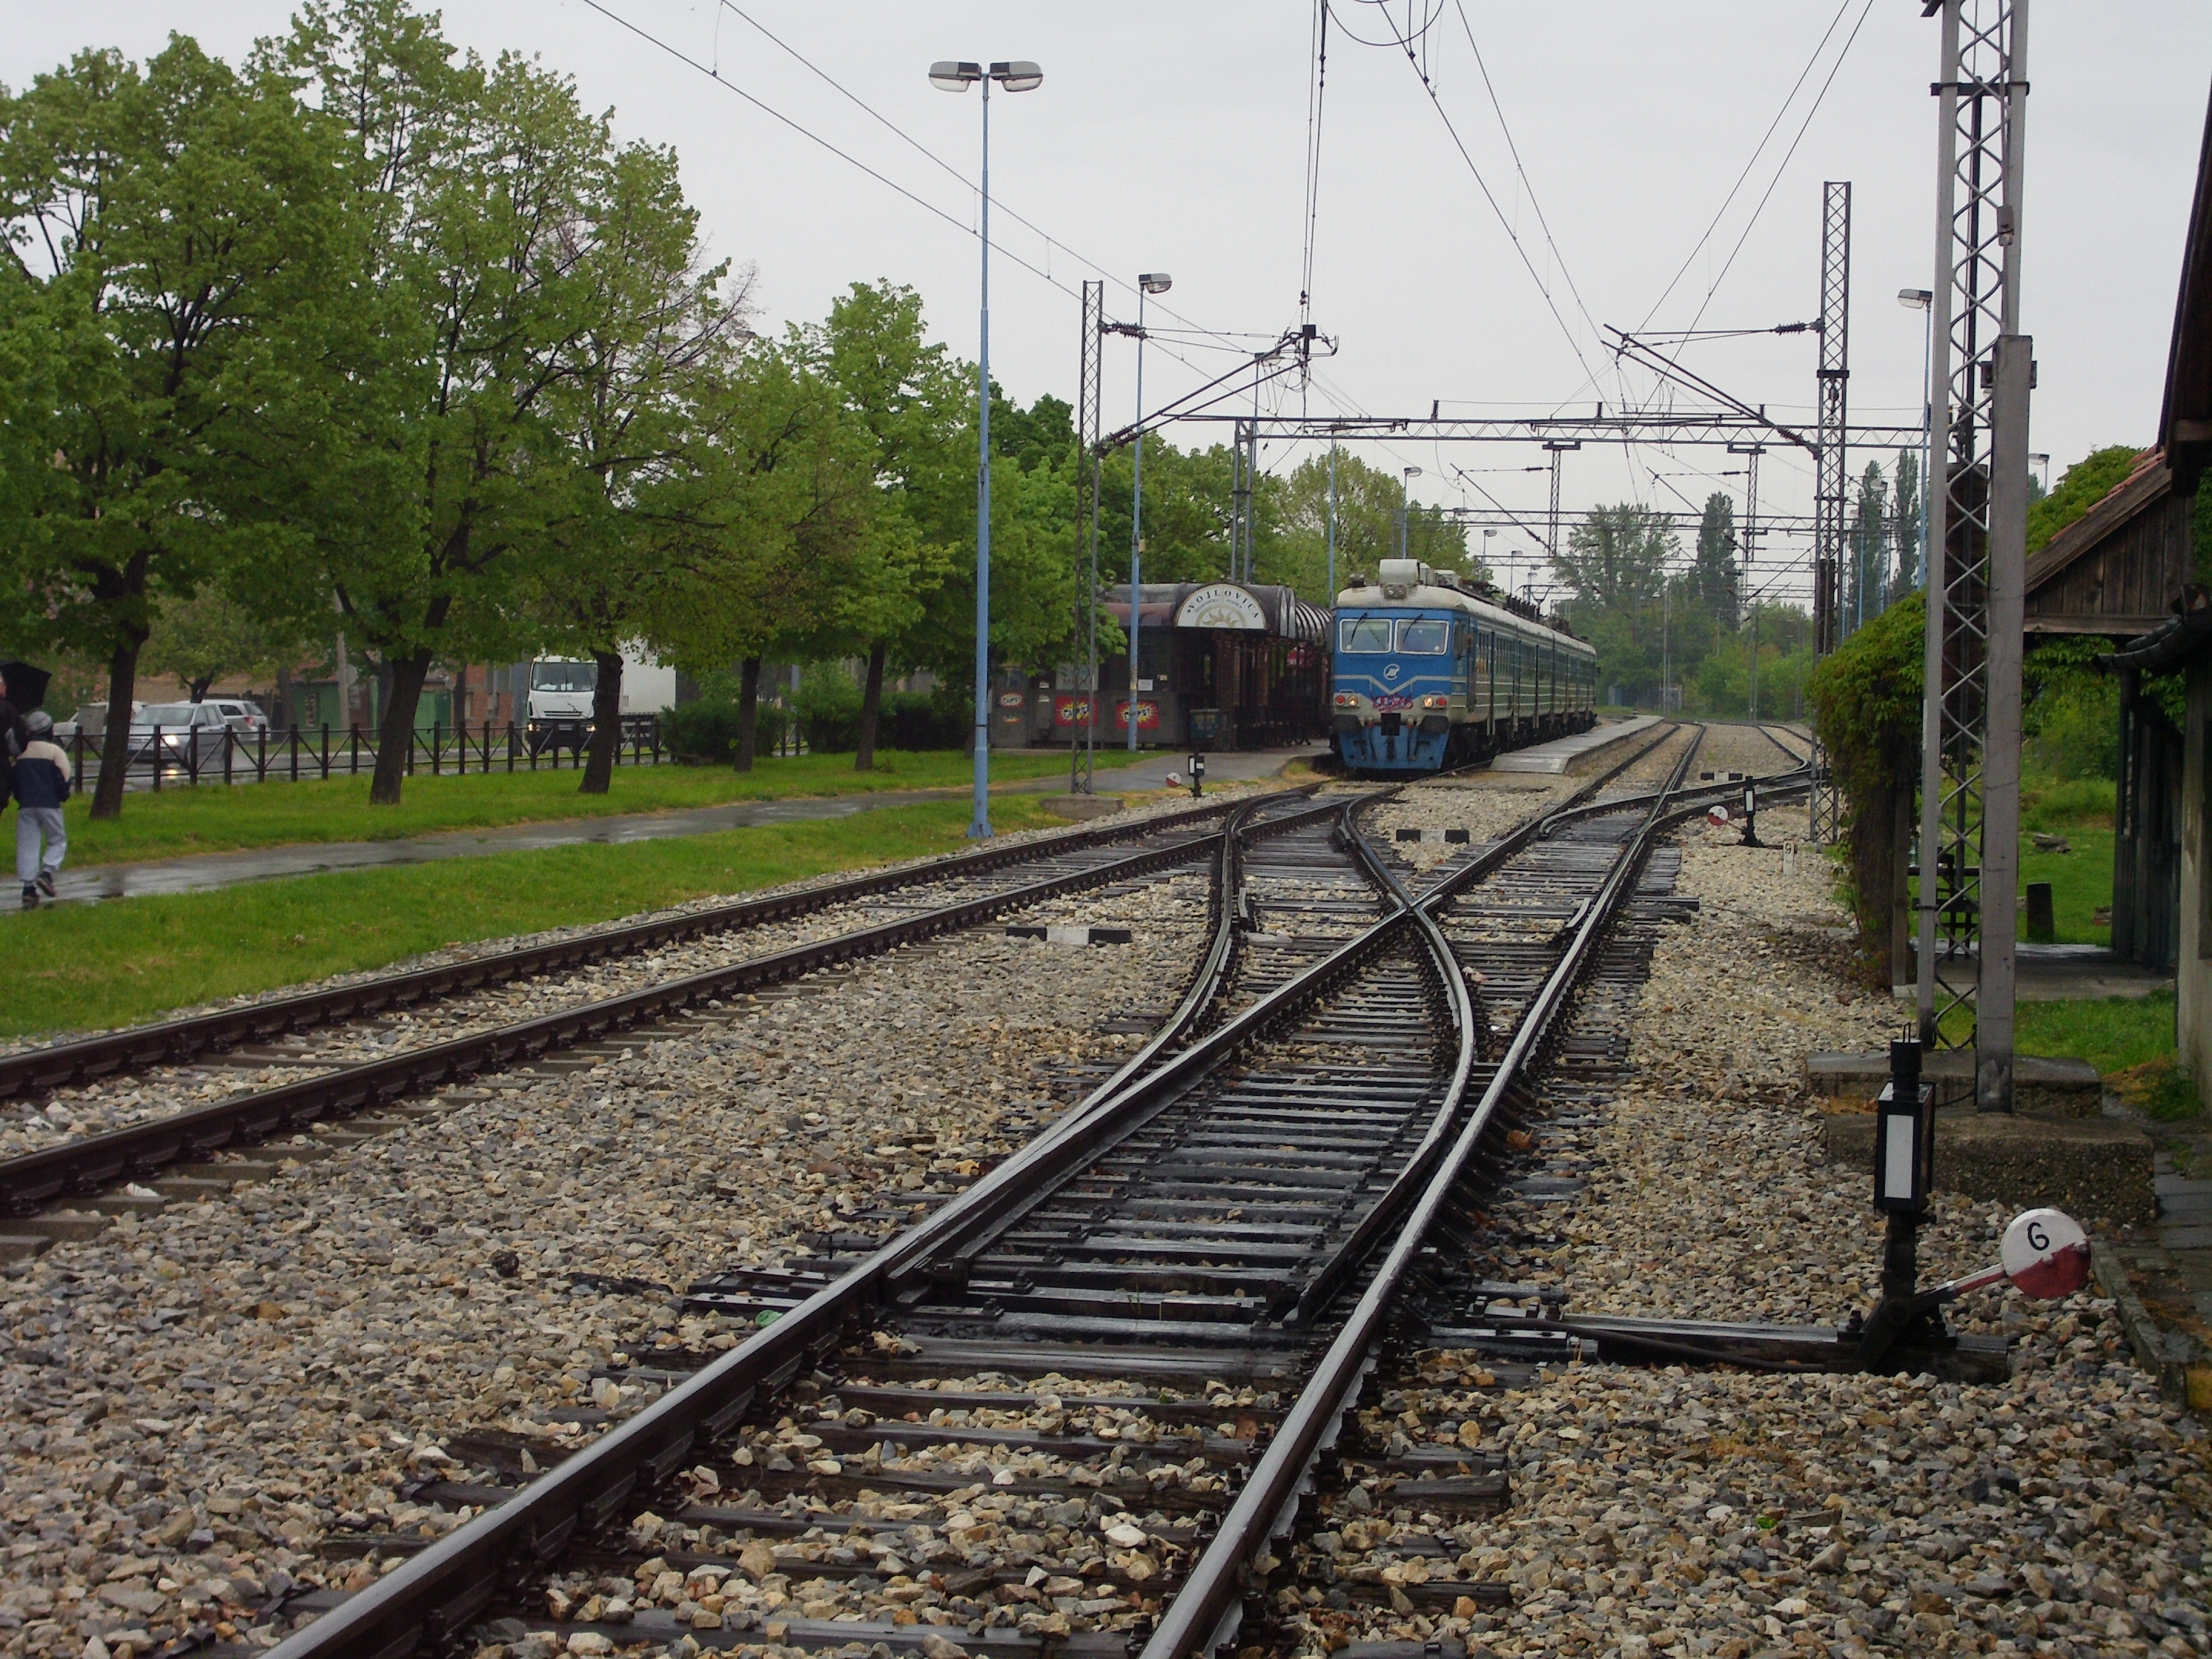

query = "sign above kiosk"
[1174,584,1269,631]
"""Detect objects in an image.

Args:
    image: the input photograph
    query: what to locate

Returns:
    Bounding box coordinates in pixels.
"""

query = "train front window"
[1396,619,1450,654]
[1339,618,1392,654]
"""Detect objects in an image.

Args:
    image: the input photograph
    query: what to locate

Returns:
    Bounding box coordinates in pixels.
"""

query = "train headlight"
[1419,695,1450,710]
[1333,693,1361,708]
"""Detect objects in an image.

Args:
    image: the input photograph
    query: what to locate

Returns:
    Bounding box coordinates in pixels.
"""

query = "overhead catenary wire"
[1338,0,1607,399]
[577,0,1247,390]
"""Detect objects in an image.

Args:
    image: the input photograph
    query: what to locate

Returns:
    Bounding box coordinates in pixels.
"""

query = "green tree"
[525,139,752,794]
[0,37,348,817]
[1554,502,1672,613]
[649,340,878,771]
[1268,451,1475,600]
[1892,447,1922,594]
[141,588,309,703]
[1692,491,1739,628]
[1846,459,1889,636]
[268,0,637,806]
[800,281,968,768]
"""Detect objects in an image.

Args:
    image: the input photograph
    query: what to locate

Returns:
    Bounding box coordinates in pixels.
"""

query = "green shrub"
[1807,590,1924,982]
[658,697,792,763]
[2027,445,2142,554]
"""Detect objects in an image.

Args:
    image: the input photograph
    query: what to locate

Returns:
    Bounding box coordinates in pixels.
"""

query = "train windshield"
[1338,617,1392,654]
[1396,620,1451,654]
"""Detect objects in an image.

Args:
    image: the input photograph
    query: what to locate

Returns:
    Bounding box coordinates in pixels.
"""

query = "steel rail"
[1141,731,1707,1659]
[256,789,1404,1659]
[0,798,1332,1217]
[0,793,1253,1103]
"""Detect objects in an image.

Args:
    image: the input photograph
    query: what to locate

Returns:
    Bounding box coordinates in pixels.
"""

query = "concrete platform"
[1820,1109,2156,1226]
[1806,1048,2103,1117]
[1896,943,2174,1003]
[1492,716,1663,775]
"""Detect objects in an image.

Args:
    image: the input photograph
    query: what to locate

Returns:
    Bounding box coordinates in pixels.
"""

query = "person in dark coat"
[0,669,29,815]
[13,710,68,906]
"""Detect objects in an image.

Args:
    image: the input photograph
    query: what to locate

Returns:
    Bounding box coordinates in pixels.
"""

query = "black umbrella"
[0,661,51,712]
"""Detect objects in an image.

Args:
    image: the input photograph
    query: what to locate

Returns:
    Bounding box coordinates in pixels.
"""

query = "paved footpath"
[25,744,1324,908]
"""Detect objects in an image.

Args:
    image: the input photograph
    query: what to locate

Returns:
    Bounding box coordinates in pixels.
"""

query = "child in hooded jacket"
[14,710,68,906]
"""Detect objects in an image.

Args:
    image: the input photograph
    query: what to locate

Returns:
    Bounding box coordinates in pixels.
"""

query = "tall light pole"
[1397,466,1422,560]
[1899,288,1935,594]
[931,57,1043,838]
[1126,272,1171,750]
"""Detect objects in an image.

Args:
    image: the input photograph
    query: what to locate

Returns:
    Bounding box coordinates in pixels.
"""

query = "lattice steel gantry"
[1916,0,2032,1114]
[1808,181,1853,843]
[1071,280,1105,796]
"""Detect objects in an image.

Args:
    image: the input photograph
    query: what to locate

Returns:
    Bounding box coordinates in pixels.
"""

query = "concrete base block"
[1820,1110,2155,1226]
[1038,793,1124,821]
[1806,1048,2102,1118]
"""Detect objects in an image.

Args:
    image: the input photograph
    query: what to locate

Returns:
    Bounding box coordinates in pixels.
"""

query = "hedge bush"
[658,698,793,763]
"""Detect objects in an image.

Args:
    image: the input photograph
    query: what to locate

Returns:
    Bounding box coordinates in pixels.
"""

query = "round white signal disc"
[1164,771,1182,789]
[1999,1207,2089,1300]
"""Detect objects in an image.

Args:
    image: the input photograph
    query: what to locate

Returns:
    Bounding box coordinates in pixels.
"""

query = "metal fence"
[65,716,674,790]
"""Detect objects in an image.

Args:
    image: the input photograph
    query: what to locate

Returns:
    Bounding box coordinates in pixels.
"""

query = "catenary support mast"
[1809,180,1853,843]
[1916,0,2032,1114]
[1071,280,1104,796]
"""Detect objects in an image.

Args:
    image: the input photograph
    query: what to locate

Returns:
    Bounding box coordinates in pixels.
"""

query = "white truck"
[526,651,677,754]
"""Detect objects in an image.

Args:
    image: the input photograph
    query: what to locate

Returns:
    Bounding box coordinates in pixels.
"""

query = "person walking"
[13,711,68,907]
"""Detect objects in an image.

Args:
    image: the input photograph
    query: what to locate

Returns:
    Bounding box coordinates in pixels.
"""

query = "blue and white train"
[1331,558,1599,774]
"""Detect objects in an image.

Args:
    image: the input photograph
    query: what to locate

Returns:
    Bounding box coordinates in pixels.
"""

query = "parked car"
[128,700,267,767]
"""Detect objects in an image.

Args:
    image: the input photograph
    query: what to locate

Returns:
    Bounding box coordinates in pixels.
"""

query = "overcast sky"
[9,2,2210,601]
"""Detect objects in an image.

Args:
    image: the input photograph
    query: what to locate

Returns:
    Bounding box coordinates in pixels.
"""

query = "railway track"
[0,791,1348,1231]
[243,728,1843,1659]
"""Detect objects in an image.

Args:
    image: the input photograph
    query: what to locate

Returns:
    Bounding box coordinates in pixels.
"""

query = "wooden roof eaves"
[2022,452,2171,597]
[2158,78,2212,492]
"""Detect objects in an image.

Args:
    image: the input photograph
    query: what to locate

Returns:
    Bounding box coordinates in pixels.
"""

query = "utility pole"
[1730,441,1765,720]
[1918,0,2032,1116]
[1071,280,1104,796]
[1809,180,1853,844]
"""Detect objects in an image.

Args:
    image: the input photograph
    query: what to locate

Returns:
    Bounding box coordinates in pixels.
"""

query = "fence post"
[222,726,234,786]
[507,722,517,773]
[432,720,442,777]
[349,725,359,776]
[70,733,84,793]
[322,724,331,780]
[151,727,162,793]
[186,725,200,786]
[289,725,299,783]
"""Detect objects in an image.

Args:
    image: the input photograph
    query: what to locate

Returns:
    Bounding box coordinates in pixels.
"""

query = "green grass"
[53,748,1144,868]
[2018,826,2113,945]
[2015,992,2200,1121]
[0,796,1066,1040]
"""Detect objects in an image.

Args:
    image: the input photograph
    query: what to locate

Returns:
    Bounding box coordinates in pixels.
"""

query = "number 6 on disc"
[1999,1207,2090,1300]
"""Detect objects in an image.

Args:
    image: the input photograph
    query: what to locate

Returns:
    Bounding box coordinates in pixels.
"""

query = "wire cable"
[709,0,1256,356]
[1678,0,1876,337]
[1343,1,1605,393]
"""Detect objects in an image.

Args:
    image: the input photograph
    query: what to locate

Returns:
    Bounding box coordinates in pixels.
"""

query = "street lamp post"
[931,58,1043,838]
[1398,466,1422,560]
[1899,288,1935,595]
[1128,272,1171,751]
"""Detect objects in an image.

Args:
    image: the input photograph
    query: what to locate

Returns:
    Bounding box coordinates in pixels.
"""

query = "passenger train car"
[1332,558,1598,773]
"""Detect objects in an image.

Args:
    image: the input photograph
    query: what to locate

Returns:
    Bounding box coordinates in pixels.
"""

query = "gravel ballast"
[1284,804,2211,1657]
[0,861,1218,1659]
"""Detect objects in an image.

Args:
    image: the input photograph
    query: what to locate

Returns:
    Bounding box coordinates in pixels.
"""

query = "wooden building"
[2053,77,2212,1101]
